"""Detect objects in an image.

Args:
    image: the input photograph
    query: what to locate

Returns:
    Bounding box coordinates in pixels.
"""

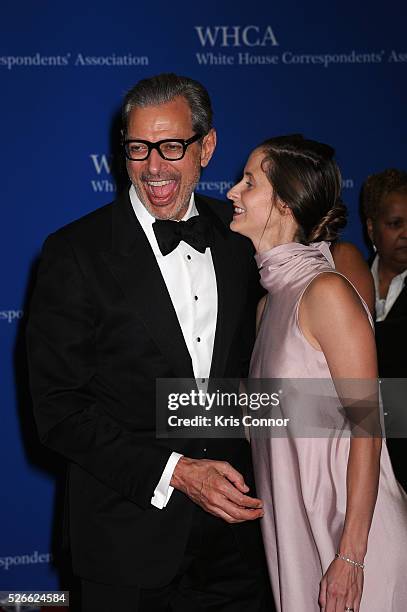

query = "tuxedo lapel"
[101,192,247,380]
[195,196,247,378]
[101,192,194,379]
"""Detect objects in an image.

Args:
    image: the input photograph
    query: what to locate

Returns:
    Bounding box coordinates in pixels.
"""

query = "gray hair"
[122,73,213,135]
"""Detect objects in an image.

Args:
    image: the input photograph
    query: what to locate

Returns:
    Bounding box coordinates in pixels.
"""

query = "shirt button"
[203,448,207,452]
[186,254,191,261]
[201,378,205,383]
[194,295,198,301]
[197,337,201,342]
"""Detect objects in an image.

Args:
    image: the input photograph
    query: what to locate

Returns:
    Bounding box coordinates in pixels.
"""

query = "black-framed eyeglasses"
[123,133,203,161]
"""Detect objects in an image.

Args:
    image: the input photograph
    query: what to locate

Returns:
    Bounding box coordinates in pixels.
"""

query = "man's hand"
[170,456,264,523]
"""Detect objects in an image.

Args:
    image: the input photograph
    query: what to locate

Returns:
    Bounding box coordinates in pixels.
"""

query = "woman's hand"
[319,558,363,612]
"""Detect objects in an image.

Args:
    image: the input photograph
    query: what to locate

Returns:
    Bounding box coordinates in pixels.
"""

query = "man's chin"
[146,199,187,221]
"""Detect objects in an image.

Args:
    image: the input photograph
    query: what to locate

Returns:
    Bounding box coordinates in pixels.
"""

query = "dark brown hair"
[362,168,407,221]
[259,134,347,244]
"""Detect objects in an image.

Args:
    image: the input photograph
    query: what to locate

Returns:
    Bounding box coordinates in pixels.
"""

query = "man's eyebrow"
[244,171,253,177]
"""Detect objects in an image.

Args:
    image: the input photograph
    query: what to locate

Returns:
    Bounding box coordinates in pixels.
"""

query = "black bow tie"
[153,215,212,256]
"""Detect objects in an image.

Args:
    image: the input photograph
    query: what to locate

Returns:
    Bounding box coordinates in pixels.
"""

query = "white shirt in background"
[371,254,407,322]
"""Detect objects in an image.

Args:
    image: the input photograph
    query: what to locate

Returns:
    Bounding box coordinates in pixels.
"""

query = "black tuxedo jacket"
[375,282,407,490]
[375,282,407,377]
[26,191,265,587]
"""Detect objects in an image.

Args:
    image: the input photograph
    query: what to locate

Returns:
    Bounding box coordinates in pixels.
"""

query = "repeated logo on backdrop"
[193,25,407,68]
[0,551,52,571]
[90,154,116,194]
[0,52,149,70]
[89,153,237,198]
[89,154,354,198]
[0,309,24,323]
[1,29,405,72]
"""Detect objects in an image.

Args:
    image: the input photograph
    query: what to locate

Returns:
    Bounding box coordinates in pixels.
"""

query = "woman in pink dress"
[227,135,407,612]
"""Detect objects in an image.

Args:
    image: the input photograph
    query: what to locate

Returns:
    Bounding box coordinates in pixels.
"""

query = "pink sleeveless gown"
[250,241,407,611]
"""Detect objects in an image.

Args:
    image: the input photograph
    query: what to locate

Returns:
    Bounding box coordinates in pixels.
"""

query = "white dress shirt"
[371,255,407,321]
[129,185,218,508]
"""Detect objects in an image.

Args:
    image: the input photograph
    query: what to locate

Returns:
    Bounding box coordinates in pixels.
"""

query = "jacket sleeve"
[239,242,265,378]
[26,232,172,510]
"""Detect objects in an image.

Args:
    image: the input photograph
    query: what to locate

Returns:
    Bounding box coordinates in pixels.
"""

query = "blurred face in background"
[367,191,407,275]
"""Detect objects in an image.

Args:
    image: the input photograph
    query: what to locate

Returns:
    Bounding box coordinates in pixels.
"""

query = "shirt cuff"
[151,452,183,509]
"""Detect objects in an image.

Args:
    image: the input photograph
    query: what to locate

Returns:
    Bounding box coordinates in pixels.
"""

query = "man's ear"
[366,218,374,243]
[200,128,217,168]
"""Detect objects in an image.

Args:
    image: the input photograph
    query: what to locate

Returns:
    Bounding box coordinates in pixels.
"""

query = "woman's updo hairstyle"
[259,134,347,244]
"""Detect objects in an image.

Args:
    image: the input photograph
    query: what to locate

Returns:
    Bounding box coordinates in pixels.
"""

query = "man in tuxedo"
[27,73,272,611]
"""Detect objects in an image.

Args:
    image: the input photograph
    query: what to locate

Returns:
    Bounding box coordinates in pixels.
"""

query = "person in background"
[330,241,375,315]
[362,168,407,490]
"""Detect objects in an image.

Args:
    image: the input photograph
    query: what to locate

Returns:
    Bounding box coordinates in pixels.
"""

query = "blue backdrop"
[1,0,406,593]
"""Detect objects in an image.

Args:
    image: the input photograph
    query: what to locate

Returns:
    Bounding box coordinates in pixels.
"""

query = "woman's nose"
[227,185,239,201]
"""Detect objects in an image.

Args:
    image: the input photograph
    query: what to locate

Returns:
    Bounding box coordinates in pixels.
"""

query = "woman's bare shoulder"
[302,271,367,322]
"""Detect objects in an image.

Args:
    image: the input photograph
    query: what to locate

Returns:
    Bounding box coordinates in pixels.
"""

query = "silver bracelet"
[335,552,365,570]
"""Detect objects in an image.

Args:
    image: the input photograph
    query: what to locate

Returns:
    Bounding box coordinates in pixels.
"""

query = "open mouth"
[233,206,246,217]
[145,179,178,204]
